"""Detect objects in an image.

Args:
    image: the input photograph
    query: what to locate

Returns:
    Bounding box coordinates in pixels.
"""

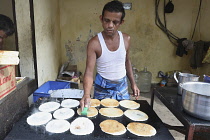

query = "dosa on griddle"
[100,120,126,135]
[77,107,98,117]
[127,122,156,137]
[53,108,75,120]
[61,99,80,108]
[124,109,148,121]
[99,107,123,118]
[70,117,94,135]
[101,99,119,107]
[90,99,100,107]
[119,100,140,109]
[27,112,52,126]
[38,101,60,112]
[46,119,70,133]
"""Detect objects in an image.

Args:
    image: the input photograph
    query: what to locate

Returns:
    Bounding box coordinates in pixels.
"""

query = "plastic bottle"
[138,67,152,92]
[128,65,139,93]
[133,67,139,84]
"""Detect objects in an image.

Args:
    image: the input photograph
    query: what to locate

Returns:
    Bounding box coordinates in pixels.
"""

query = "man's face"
[100,11,124,37]
[0,30,7,49]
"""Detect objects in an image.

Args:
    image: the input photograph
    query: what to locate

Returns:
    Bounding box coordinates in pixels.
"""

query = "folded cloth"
[182,39,194,50]
[202,48,210,63]
[93,73,130,100]
[190,40,209,69]
[176,38,188,57]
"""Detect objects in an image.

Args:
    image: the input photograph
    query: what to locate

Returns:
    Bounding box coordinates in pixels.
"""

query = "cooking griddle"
[5,100,174,140]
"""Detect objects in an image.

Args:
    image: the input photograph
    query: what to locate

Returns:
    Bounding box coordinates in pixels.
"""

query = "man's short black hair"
[102,0,125,22]
[0,14,15,36]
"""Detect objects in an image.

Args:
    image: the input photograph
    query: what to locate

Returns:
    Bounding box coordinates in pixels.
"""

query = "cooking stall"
[5,97,174,140]
[2,0,210,139]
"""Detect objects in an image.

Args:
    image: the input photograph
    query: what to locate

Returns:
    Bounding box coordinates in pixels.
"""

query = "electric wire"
[155,0,179,46]
[191,0,202,40]
[163,0,177,46]
[156,0,203,45]
[163,0,167,28]
[155,0,179,40]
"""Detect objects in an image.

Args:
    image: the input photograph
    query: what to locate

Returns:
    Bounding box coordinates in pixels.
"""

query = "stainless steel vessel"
[180,82,210,120]
[174,72,199,95]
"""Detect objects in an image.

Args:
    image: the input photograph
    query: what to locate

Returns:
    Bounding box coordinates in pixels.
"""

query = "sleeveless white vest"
[96,31,126,80]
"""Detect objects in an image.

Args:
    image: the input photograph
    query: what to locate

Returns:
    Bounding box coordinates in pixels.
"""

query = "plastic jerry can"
[138,67,152,92]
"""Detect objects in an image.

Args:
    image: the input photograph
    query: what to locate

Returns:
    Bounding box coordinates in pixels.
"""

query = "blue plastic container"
[33,81,70,102]
[204,75,210,83]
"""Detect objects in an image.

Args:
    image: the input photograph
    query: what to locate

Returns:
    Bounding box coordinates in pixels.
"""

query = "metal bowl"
[180,82,210,120]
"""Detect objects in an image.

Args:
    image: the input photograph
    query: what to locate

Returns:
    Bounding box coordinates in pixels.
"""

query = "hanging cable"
[163,0,177,46]
[155,0,179,40]
[191,0,202,40]
[155,0,179,46]
[163,0,167,28]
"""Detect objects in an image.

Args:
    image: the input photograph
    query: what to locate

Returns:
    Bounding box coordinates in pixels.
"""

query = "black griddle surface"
[5,100,174,140]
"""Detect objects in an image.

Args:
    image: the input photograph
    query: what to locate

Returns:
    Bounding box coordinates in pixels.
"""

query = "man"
[0,14,15,50]
[80,1,140,109]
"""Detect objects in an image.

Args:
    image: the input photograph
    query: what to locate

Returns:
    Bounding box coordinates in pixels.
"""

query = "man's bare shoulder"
[121,32,131,50]
[87,34,101,58]
[88,35,100,48]
[121,32,131,41]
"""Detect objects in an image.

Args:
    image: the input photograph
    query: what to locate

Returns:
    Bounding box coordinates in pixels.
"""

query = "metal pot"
[174,72,199,95]
[180,82,210,120]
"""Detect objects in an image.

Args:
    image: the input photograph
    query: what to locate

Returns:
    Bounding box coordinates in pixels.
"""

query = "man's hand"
[80,94,91,111]
[131,84,140,100]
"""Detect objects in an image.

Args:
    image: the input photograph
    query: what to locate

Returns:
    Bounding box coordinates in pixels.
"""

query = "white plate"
[53,108,75,120]
[27,112,52,126]
[61,99,80,108]
[39,102,60,112]
[46,119,70,133]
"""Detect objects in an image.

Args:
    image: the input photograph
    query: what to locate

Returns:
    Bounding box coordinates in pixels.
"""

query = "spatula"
[81,107,88,116]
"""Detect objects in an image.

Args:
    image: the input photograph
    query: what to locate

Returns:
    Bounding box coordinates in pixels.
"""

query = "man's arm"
[80,38,97,110]
[124,34,140,99]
